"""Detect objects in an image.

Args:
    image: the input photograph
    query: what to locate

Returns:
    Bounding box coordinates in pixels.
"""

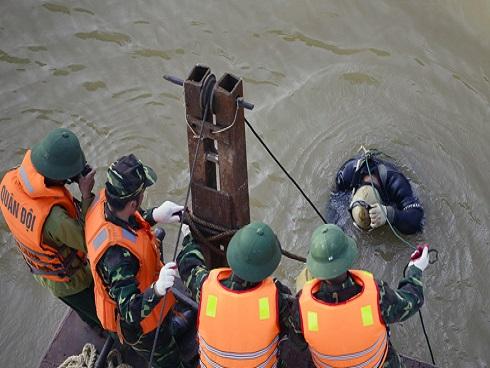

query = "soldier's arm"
[43,205,87,252]
[139,207,157,226]
[274,279,294,338]
[287,294,310,353]
[79,194,95,221]
[378,265,424,324]
[176,234,209,303]
[97,246,162,325]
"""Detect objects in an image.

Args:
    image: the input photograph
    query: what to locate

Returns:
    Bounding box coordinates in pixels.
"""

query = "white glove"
[181,224,191,238]
[369,204,387,228]
[154,261,177,297]
[153,201,184,224]
[408,245,430,272]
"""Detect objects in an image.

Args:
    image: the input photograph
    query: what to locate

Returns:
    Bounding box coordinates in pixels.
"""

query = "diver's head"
[349,185,380,230]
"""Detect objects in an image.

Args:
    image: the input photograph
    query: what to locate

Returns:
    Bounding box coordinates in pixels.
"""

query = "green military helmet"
[226,222,282,283]
[31,128,86,180]
[306,224,358,280]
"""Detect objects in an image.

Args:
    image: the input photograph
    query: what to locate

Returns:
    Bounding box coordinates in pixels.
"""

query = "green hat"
[31,128,86,180]
[306,224,358,280]
[226,222,282,283]
[106,154,157,199]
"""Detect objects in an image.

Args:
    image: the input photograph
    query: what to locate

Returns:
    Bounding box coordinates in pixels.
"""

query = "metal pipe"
[94,335,114,368]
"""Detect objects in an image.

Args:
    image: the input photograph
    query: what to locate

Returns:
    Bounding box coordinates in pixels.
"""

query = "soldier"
[332,150,423,234]
[293,224,429,368]
[84,154,194,368]
[176,222,294,368]
[0,128,99,327]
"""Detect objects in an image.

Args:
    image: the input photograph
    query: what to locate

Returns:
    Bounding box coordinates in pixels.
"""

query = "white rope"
[57,343,133,368]
[57,343,97,368]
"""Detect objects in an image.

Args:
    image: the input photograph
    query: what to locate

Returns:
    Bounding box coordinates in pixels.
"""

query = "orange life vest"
[0,150,81,282]
[85,190,175,337]
[299,270,388,368]
[198,268,280,368]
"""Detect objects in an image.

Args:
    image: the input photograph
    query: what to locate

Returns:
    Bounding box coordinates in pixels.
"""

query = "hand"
[153,201,184,224]
[78,168,96,200]
[369,204,387,228]
[408,244,430,271]
[154,261,177,297]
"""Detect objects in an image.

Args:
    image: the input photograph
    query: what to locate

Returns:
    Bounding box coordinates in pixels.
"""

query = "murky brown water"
[1,1,490,367]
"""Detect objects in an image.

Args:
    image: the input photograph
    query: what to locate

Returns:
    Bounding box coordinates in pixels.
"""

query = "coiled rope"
[57,343,132,368]
[184,210,307,262]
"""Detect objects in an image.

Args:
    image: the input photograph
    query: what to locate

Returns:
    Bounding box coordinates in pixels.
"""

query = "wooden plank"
[40,310,436,368]
[39,280,196,368]
[401,355,437,368]
[38,311,106,368]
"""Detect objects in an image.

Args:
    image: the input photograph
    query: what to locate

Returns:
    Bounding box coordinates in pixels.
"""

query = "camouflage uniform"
[291,266,424,367]
[176,235,294,368]
[96,204,187,368]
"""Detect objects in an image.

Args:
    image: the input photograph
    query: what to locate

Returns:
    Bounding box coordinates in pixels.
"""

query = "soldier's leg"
[59,283,101,328]
[383,342,404,368]
[129,320,184,368]
[171,303,198,367]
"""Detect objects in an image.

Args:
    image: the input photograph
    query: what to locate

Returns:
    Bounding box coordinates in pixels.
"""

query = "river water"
[1,1,489,367]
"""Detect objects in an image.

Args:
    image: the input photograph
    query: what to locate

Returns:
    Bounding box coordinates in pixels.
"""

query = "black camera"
[80,164,92,177]
[68,164,92,183]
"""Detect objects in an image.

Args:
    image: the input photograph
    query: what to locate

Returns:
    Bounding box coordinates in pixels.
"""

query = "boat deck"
[39,309,436,368]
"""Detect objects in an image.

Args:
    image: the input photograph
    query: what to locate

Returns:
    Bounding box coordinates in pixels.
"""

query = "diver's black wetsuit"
[335,156,424,234]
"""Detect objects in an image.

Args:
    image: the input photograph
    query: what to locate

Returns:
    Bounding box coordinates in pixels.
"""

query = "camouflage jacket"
[291,266,424,367]
[176,235,294,367]
[96,204,162,342]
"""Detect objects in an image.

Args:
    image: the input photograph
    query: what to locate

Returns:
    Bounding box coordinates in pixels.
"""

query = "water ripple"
[82,81,106,91]
[0,50,30,65]
[75,31,131,46]
[42,3,70,15]
[267,30,391,57]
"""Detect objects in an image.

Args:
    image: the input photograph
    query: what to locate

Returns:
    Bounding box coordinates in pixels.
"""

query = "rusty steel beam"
[183,66,250,268]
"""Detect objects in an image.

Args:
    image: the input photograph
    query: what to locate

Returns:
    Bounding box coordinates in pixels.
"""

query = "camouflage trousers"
[123,309,198,368]
[59,283,101,329]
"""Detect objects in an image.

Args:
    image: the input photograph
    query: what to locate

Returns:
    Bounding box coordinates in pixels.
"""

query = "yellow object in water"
[349,185,380,230]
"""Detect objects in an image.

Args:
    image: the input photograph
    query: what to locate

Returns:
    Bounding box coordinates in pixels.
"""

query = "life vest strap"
[199,345,279,368]
[310,331,388,368]
[15,239,57,260]
[15,238,81,280]
[309,331,387,361]
[199,334,279,360]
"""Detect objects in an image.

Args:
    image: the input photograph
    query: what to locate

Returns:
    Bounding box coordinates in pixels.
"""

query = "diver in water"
[333,148,424,235]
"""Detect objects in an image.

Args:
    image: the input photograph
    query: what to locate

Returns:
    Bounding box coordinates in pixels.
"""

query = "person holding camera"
[0,128,100,328]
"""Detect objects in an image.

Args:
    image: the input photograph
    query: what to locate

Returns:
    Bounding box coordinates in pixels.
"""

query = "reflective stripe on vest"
[199,339,279,368]
[0,150,80,282]
[299,270,388,368]
[85,189,175,336]
[198,268,279,368]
